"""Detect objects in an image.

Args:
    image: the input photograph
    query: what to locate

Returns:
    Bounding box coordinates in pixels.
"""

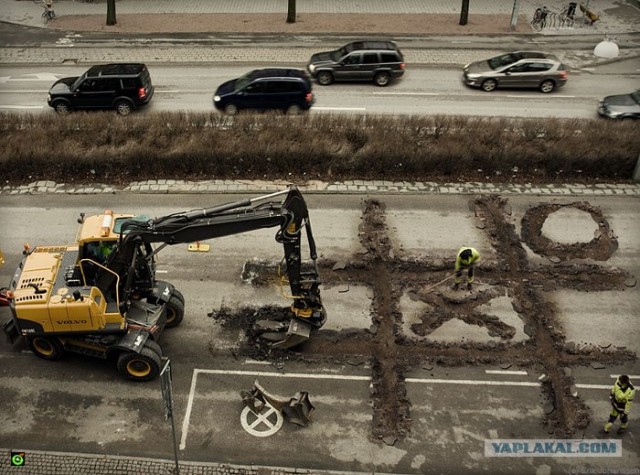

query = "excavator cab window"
[113,215,150,234]
[84,240,116,265]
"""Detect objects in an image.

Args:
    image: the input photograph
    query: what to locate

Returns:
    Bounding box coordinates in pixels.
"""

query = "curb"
[1,447,366,475]
[3,180,640,197]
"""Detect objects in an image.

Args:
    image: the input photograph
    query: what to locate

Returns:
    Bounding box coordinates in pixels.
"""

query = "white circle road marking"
[240,402,284,437]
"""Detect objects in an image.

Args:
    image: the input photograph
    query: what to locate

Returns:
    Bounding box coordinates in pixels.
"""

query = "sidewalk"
[1,0,639,68]
[2,0,640,34]
[1,447,352,475]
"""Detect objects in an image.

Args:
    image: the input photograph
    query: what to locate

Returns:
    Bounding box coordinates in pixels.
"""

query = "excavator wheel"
[27,336,64,361]
[143,339,163,358]
[165,294,185,328]
[117,347,161,382]
[171,288,185,305]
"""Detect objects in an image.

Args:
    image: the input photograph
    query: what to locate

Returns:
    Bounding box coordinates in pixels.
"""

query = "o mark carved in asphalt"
[240,402,284,437]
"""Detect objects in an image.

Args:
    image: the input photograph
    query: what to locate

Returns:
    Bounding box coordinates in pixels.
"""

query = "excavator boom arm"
[108,187,325,331]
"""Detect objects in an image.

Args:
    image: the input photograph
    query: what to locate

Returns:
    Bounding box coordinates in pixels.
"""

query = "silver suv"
[306,41,405,87]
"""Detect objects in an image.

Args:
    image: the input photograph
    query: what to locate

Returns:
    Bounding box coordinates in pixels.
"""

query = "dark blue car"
[213,68,314,115]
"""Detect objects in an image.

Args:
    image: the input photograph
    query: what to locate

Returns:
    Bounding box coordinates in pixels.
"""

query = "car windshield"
[487,53,519,70]
[71,72,87,90]
[331,47,348,61]
[234,71,255,91]
[631,91,640,104]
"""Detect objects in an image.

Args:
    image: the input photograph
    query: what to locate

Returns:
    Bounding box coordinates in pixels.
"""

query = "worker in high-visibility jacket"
[452,247,481,291]
[602,375,635,435]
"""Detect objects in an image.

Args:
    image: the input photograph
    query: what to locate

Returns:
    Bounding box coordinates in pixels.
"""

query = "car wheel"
[286,104,302,115]
[115,100,133,115]
[481,79,497,92]
[224,103,239,115]
[539,80,555,93]
[53,101,72,114]
[317,71,334,86]
[374,72,391,87]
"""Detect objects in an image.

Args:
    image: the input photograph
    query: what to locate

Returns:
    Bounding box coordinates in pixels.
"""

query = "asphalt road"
[0,192,638,474]
[1,64,639,118]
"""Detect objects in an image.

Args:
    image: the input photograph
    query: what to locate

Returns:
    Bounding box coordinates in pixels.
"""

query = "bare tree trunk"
[107,0,117,26]
[287,0,296,23]
[459,0,469,25]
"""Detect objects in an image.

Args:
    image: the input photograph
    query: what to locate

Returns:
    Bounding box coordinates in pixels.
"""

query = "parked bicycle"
[41,0,55,24]
[531,6,550,30]
[558,2,577,26]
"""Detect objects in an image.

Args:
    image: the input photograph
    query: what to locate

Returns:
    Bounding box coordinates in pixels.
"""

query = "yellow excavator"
[2,187,326,381]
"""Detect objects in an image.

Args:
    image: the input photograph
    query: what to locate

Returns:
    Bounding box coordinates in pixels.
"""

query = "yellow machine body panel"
[76,212,134,245]
[13,246,125,335]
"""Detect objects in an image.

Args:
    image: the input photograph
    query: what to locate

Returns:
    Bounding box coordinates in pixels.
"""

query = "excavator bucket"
[261,319,312,349]
[240,380,315,427]
[282,391,315,427]
[241,380,290,414]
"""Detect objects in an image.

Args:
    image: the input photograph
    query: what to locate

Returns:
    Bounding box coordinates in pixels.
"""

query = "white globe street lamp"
[594,38,619,59]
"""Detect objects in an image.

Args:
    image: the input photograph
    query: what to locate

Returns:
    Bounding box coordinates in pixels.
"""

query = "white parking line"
[180,368,201,450]
[485,370,528,376]
[371,92,439,96]
[0,105,44,109]
[244,359,272,365]
[178,368,613,451]
[406,378,540,386]
[505,95,576,99]
[576,384,613,390]
[312,106,367,111]
[197,369,371,380]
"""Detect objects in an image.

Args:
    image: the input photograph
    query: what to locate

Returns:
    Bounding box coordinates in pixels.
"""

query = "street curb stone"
[1,447,356,475]
[2,180,639,196]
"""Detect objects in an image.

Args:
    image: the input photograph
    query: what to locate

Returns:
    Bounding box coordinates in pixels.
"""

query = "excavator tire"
[143,339,163,358]
[27,336,64,361]
[165,294,185,328]
[171,288,185,305]
[117,347,161,382]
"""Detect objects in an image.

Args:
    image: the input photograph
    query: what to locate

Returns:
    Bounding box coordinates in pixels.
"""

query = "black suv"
[306,41,405,87]
[47,63,154,115]
[213,68,314,115]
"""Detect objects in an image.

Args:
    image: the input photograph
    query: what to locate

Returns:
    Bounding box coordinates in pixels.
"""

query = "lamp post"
[510,0,520,31]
